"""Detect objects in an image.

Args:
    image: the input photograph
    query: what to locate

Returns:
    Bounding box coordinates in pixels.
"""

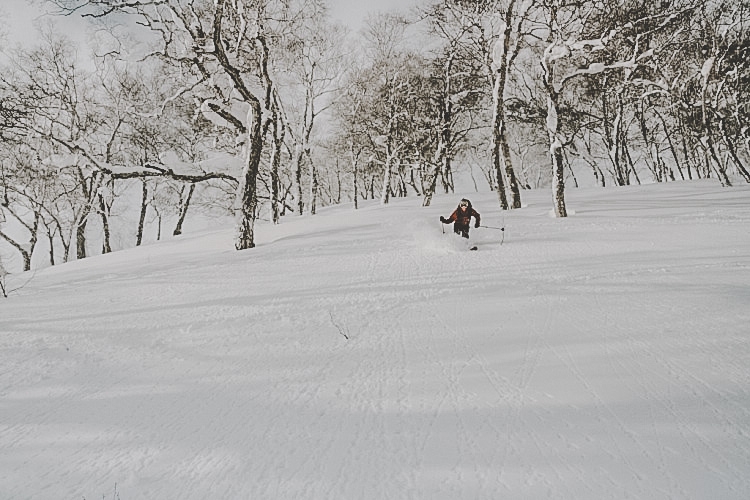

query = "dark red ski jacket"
[447,202,480,228]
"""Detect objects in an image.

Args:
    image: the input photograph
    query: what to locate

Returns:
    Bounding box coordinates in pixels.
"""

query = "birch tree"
[50,0,302,250]
[360,14,426,205]
[431,1,533,209]
[536,0,691,216]
[2,25,240,263]
[279,10,347,215]
[0,153,43,271]
[333,71,368,209]
[0,29,109,259]
[421,1,488,207]
[676,0,750,184]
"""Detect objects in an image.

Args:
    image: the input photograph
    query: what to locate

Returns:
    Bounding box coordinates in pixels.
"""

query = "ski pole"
[479,222,506,245]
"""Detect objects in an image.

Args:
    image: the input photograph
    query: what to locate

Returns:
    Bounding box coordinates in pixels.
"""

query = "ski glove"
[440,216,447,223]
[474,221,480,228]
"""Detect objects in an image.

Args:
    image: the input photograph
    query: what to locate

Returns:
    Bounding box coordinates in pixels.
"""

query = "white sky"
[1,0,37,45]
[327,0,421,27]
[1,0,422,47]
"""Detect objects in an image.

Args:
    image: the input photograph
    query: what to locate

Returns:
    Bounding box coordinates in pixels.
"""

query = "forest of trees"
[0,0,747,271]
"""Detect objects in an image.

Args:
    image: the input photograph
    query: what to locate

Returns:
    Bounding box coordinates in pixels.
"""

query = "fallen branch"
[329,311,350,340]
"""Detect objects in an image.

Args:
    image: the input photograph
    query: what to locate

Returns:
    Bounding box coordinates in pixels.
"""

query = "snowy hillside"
[2,181,749,500]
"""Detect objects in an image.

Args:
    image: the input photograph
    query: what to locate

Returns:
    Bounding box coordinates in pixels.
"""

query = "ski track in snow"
[1,182,750,499]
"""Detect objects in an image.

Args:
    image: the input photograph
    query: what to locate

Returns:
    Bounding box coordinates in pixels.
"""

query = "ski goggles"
[459,200,469,208]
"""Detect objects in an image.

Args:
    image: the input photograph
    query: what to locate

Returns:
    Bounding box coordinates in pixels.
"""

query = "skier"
[440,198,481,239]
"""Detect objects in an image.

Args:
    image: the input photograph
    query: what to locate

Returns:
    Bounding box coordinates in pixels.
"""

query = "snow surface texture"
[2,181,749,499]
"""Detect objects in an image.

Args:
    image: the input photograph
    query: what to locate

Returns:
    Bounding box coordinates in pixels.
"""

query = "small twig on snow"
[0,270,35,299]
[329,311,350,340]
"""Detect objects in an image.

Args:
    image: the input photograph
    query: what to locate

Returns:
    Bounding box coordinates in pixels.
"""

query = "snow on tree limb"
[701,57,716,80]
[560,58,640,87]
[200,100,246,132]
[544,8,688,92]
[45,137,238,185]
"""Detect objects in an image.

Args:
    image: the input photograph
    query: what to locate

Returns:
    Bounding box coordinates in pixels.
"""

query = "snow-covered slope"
[2,182,749,499]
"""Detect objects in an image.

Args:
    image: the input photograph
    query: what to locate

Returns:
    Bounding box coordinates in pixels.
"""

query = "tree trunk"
[490,1,522,210]
[5,210,42,271]
[234,101,264,251]
[380,154,393,205]
[47,232,55,267]
[76,217,88,260]
[295,144,304,215]
[98,193,112,254]
[350,140,359,210]
[653,107,685,180]
[74,170,101,260]
[0,224,34,271]
[308,157,318,215]
[136,180,148,246]
[719,117,750,183]
[542,39,567,218]
[422,160,440,207]
[678,116,696,180]
[551,141,567,218]
[492,127,510,210]
[55,219,71,263]
[270,116,284,224]
[441,156,454,194]
[173,183,195,236]
[610,96,627,185]
[423,52,454,208]
[547,95,567,217]
[499,119,521,208]
[700,56,732,187]
[492,71,518,209]
[638,102,665,183]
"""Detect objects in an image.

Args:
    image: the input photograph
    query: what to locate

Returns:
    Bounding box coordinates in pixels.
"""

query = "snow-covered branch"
[46,137,238,185]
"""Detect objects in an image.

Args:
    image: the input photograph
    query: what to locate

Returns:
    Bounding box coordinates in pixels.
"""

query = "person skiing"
[440,198,481,239]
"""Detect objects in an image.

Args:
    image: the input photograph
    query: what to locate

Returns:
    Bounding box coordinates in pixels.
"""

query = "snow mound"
[409,216,479,254]
[2,182,750,500]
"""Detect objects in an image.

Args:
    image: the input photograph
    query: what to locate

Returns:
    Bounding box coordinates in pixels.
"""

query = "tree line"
[0,0,747,271]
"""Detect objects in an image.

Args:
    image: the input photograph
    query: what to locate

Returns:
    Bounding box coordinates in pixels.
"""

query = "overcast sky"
[328,0,420,27]
[2,0,421,48]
